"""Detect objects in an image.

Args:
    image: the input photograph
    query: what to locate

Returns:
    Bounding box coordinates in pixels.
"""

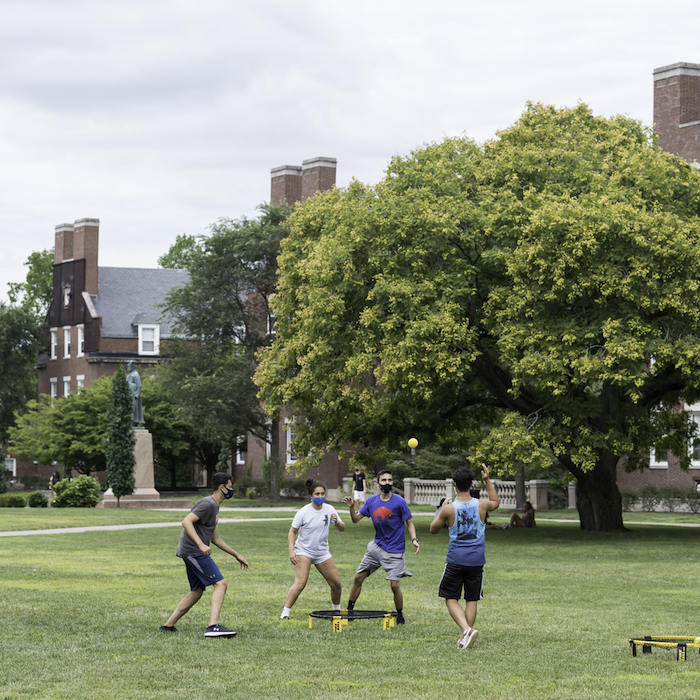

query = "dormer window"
[138,324,160,355]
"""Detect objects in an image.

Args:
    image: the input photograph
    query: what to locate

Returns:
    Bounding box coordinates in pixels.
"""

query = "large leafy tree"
[0,303,41,443]
[105,366,135,505]
[160,203,292,493]
[1,248,53,443]
[257,103,700,532]
[8,377,112,475]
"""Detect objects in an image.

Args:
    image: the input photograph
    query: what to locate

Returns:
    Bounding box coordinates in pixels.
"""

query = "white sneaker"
[280,612,289,620]
[458,627,479,649]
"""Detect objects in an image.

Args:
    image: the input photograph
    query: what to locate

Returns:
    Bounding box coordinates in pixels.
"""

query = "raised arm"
[341,495,364,523]
[479,464,499,521]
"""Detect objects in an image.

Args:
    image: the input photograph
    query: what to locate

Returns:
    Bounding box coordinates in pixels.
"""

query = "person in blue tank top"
[430,463,499,649]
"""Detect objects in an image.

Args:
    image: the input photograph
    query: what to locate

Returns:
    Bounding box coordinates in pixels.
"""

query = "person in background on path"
[160,472,249,638]
[49,471,61,490]
[509,501,536,528]
[430,463,499,649]
[341,469,419,624]
[280,479,345,619]
[352,466,367,509]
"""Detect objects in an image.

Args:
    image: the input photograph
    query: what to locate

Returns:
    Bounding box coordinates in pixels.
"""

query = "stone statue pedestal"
[103,428,161,508]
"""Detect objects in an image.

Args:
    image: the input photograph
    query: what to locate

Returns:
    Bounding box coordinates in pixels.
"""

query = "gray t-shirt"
[176,496,219,558]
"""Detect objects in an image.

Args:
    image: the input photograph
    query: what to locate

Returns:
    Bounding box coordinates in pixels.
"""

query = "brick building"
[236,157,351,493]
[6,218,188,484]
[616,62,700,493]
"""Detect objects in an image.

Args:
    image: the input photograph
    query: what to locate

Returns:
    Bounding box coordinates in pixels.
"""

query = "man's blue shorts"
[182,553,225,591]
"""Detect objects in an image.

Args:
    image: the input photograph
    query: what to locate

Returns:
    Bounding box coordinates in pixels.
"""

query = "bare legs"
[349,570,403,611]
[445,598,477,634]
[284,556,342,610]
[164,579,228,628]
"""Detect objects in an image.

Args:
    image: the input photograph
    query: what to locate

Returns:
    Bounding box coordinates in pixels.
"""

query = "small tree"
[105,366,135,506]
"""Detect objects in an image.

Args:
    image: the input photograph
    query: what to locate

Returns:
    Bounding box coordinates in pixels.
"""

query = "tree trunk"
[514,461,526,509]
[573,451,625,532]
[269,419,280,502]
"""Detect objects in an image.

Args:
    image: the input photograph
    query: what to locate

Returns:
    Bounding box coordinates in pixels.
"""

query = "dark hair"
[524,501,534,511]
[452,467,474,492]
[305,478,326,496]
[212,472,232,490]
[376,469,392,480]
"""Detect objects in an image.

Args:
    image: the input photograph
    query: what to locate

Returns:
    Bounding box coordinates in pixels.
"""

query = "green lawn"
[1,512,700,699]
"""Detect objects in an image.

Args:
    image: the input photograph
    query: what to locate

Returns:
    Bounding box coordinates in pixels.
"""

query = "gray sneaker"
[205,624,236,638]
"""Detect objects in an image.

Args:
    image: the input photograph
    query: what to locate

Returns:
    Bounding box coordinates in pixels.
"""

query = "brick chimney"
[54,218,99,294]
[654,62,700,163]
[271,165,303,206]
[271,157,337,206]
[301,157,337,201]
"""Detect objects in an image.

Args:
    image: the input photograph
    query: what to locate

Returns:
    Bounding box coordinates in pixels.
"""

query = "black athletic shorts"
[438,563,484,601]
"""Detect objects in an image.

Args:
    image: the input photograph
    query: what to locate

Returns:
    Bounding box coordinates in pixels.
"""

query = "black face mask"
[380,483,393,494]
[223,486,234,499]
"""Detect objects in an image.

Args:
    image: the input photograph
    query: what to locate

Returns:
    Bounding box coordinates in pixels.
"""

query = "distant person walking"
[352,466,367,509]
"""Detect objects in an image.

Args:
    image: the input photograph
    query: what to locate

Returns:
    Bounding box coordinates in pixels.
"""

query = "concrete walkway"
[2,513,695,538]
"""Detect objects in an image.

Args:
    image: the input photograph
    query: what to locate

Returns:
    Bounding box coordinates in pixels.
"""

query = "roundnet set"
[629,635,700,661]
[308,610,397,633]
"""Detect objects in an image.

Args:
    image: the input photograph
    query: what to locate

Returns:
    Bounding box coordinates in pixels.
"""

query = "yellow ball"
[408,438,418,449]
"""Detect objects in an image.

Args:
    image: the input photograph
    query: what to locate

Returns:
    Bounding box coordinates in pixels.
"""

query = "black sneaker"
[159,625,177,632]
[205,624,237,638]
[396,612,405,625]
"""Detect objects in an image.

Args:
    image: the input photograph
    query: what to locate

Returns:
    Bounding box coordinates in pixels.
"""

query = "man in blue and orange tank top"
[430,463,499,649]
[342,469,420,624]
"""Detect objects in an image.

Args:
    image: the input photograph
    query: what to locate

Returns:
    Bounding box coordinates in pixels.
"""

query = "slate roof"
[93,267,189,338]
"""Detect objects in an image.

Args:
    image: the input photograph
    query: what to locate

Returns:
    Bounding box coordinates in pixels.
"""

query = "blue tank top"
[446,498,485,566]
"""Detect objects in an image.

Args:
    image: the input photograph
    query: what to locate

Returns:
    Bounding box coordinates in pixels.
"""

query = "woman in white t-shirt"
[280,479,345,619]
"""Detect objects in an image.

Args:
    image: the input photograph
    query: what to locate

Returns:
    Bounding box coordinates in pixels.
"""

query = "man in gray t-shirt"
[160,473,249,638]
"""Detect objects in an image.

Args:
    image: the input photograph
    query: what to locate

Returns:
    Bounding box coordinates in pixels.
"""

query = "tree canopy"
[159,203,292,492]
[256,103,700,532]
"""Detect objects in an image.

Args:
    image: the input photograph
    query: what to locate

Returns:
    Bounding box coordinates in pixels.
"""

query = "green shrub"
[0,467,11,494]
[620,489,638,512]
[639,484,660,512]
[0,493,26,507]
[26,491,49,508]
[20,474,50,491]
[685,487,700,513]
[52,475,101,508]
[658,485,684,512]
[280,478,307,499]
[234,476,252,498]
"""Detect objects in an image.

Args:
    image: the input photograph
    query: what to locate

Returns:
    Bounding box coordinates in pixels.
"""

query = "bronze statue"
[126,361,144,426]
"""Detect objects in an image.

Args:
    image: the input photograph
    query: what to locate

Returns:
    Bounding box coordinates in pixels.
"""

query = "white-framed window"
[5,457,16,478]
[286,422,298,465]
[49,378,57,400]
[77,325,84,357]
[76,375,85,393]
[235,436,247,465]
[63,376,71,397]
[50,328,58,359]
[688,410,700,469]
[63,326,71,358]
[650,446,669,469]
[138,324,160,355]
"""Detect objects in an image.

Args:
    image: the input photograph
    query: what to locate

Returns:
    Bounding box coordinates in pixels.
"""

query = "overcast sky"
[2,0,699,299]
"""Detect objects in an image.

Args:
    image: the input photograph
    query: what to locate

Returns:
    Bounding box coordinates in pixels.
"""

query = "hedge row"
[619,485,700,512]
